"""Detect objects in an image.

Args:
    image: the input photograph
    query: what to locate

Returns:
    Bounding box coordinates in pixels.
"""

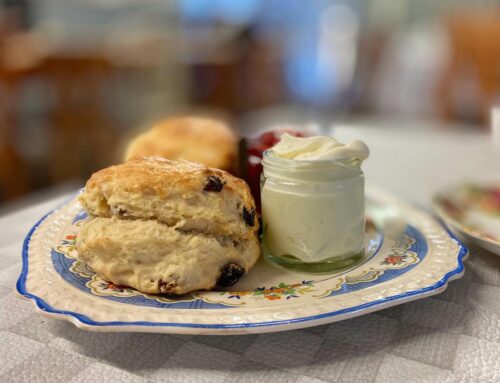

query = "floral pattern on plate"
[221,281,315,301]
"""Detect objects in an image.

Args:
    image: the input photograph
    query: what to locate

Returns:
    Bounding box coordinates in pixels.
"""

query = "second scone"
[76,157,260,295]
[125,116,238,172]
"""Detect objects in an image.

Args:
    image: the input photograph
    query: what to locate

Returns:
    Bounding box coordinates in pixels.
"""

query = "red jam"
[244,130,305,213]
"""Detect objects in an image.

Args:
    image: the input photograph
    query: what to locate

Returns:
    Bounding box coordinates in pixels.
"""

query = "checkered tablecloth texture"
[1,196,499,383]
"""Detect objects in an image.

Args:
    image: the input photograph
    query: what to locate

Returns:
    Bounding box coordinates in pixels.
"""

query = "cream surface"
[270,133,369,162]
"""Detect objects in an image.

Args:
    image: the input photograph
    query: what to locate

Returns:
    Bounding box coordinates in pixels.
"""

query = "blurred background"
[1,0,500,209]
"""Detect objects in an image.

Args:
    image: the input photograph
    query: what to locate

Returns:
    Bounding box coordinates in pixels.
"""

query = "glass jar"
[260,151,365,273]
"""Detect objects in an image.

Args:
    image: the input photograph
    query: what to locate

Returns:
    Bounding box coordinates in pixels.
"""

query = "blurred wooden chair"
[0,39,32,201]
[438,10,500,125]
[39,56,117,182]
[189,28,286,116]
[1,58,119,203]
[0,137,30,201]
[0,24,169,203]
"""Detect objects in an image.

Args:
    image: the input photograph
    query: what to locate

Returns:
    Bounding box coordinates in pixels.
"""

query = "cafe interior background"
[0,0,499,212]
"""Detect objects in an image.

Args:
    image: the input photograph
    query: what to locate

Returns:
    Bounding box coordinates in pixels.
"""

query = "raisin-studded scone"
[76,157,260,295]
[125,116,238,172]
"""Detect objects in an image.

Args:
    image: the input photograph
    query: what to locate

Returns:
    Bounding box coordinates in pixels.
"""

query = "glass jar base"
[263,248,365,274]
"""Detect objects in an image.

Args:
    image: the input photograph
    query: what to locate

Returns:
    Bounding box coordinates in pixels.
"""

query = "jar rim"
[262,150,363,182]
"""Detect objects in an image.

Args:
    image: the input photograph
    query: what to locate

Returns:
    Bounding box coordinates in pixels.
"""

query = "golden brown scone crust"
[80,157,257,239]
[76,157,260,295]
[125,116,238,171]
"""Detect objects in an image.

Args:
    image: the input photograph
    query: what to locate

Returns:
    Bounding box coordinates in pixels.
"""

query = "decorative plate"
[433,183,500,256]
[17,187,467,334]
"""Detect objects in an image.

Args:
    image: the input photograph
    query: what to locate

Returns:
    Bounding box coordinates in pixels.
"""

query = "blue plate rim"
[16,202,469,330]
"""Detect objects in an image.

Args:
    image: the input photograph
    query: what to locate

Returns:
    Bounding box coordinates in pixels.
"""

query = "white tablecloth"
[1,122,499,382]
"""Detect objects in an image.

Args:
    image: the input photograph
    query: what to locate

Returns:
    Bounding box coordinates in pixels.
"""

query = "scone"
[76,157,260,295]
[125,116,238,172]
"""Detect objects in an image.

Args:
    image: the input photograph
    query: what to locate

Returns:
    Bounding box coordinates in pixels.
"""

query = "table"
[1,122,499,383]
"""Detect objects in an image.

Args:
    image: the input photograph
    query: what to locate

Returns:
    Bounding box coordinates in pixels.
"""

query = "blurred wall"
[1,0,499,204]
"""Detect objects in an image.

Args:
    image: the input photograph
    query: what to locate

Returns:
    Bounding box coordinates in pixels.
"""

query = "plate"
[17,187,467,334]
[433,183,500,256]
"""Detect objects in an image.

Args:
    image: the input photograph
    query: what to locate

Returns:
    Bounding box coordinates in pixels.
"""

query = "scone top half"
[80,157,258,241]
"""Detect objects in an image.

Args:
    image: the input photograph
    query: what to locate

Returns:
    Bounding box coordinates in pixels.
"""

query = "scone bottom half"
[76,157,260,295]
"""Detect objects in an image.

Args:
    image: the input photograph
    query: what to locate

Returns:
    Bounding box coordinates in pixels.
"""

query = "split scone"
[76,157,260,295]
[125,116,238,172]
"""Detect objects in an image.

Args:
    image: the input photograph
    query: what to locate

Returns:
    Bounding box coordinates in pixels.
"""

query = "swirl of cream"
[270,133,369,163]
